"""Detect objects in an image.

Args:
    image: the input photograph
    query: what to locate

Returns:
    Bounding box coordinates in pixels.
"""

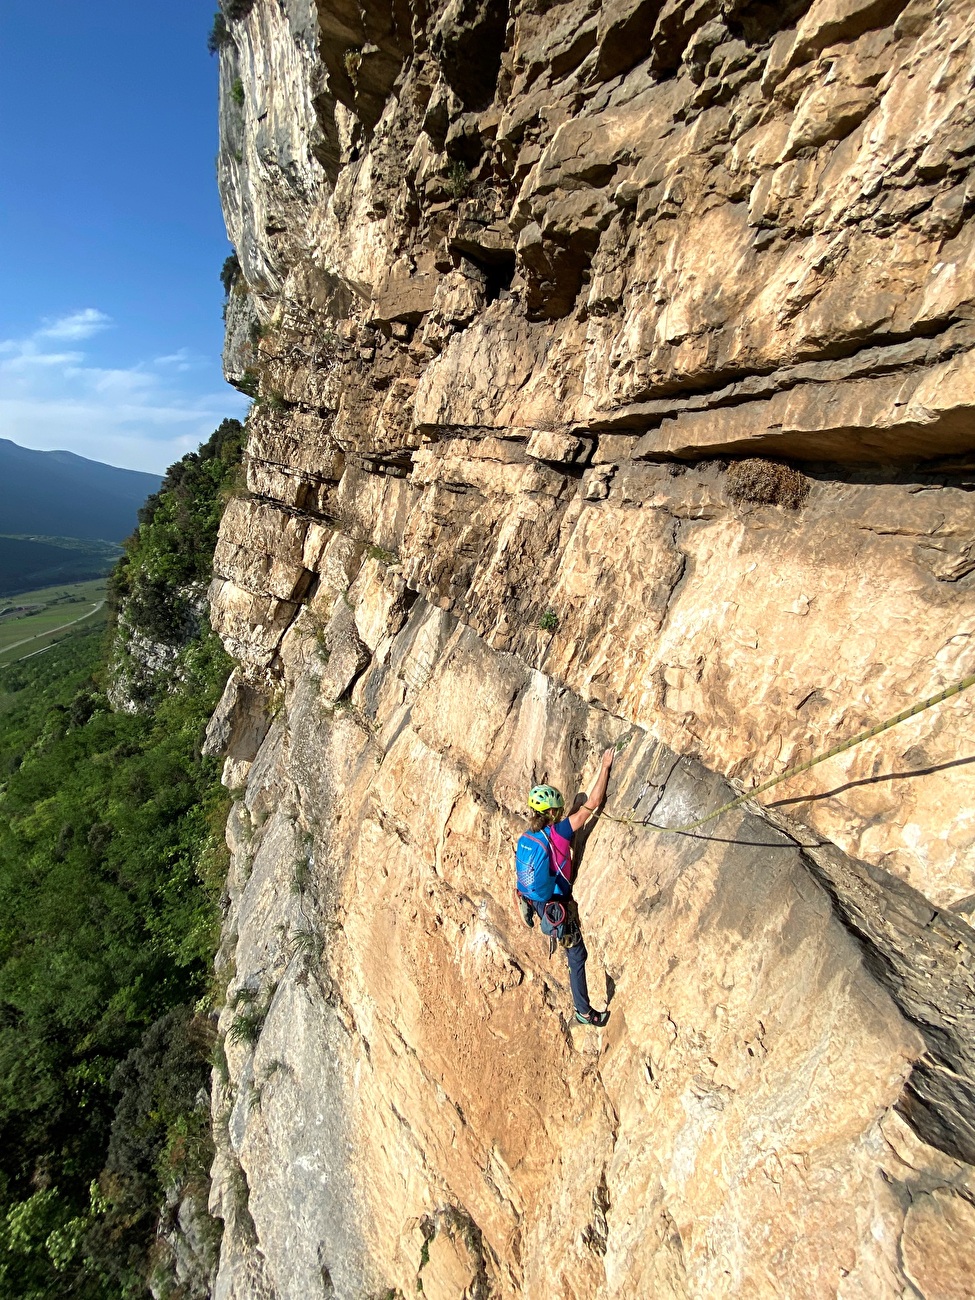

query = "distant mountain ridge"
[0,439,161,542]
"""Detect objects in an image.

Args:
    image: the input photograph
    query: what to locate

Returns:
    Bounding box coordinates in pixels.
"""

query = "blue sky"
[0,0,248,473]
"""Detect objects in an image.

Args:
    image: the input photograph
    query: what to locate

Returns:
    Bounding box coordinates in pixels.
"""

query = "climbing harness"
[597,669,975,838]
[537,897,582,956]
[540,898,567,956]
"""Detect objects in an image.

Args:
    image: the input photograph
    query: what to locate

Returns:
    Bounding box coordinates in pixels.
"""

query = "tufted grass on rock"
[343,48,362,84]
[227,1006,264,1046]
[446,161,471,199]
[726,459,809,509]
[227,984,273,1046]
[291,927,320,956]
[291,855,311,893]
[366,544,398,564]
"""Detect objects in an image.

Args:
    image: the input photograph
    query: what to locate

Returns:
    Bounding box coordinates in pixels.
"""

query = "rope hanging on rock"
[597,669,975,838]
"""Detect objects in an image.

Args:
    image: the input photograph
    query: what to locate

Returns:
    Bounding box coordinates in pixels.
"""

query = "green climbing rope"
[599,669,975,837]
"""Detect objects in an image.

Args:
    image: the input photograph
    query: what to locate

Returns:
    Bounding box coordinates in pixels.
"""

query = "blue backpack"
[516,830,557,902]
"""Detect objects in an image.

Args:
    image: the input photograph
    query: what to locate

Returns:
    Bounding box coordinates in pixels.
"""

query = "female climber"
[515,748,615,1026]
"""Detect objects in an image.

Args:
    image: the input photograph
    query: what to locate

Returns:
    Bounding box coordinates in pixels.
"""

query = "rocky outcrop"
[205,0,975,1294]
[206,547,975,1299]
[108,591,208,712]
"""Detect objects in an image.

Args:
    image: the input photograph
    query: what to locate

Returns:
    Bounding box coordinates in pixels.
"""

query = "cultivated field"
[0,578,108,663]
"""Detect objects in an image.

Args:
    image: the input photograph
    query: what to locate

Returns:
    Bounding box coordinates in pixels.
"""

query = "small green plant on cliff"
[539,608,559,632]
[614,730,635,755]
[211,1035,230,1086]
[236,366,261,398]
[314,623,331,664]
[227,987,271,1047]
[343,47,362,85]
[290,927,322,963]
[230,76,245,107]
[266,683,286,718]
[291,853,311,894]
[260,389,289,413]
[228,1006,263,1048]
[366,544,398,564]
[446,161,472,199]
[415,1219,435,1292]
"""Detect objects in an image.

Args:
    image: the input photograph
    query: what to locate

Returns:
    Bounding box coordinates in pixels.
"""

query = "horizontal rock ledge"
[632,352,975,463]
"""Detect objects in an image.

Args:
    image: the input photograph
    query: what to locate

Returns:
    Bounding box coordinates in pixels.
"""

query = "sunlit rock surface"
[205,0,975,1293]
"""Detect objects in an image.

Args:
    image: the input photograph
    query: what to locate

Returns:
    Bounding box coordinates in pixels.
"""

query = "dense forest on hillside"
[0,537,119,599]
[0,420,244,1298]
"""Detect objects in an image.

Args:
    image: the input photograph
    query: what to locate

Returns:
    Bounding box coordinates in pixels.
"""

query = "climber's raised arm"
[568,748,614,831]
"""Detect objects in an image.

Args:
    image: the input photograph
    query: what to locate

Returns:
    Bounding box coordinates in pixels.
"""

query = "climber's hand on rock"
[602,748,615,769]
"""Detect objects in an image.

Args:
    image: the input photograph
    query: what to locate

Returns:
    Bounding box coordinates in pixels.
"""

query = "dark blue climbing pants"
[533,896,592,1016]
[565,935,591,1017]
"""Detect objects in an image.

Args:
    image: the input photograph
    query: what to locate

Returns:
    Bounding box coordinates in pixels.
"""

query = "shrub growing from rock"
[207,12,230,53]
[726,459,809,509]
[220,251,241,296]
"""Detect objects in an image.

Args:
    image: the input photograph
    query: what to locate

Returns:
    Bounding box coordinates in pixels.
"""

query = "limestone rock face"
[108,586,209,712]
[206,0,975,1295]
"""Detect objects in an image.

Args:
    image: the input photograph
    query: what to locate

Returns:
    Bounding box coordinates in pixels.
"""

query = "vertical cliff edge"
[203,0,975,1294]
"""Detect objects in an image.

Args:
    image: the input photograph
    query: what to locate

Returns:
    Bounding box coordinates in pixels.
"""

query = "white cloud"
[2,348,84,369]
[38,308,113,341]
[0,314,248,473]
[153,347,201,372]
[65,364,157,396]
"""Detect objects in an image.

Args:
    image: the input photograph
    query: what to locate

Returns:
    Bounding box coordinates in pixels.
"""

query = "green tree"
[0,417,244,1295]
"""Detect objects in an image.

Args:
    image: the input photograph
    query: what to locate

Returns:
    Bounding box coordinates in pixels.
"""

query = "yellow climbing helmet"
[528,784,564,813]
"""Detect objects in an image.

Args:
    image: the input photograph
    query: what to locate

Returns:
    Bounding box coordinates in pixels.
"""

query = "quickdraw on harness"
[540,898,567,957]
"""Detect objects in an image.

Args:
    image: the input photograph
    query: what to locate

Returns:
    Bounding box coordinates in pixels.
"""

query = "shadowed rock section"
[800,841,975,1166]
[203,0,975,1294]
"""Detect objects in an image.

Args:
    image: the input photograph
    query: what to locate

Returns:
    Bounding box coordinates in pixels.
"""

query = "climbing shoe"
[574,1008,609,1027]
[517,896,535,928]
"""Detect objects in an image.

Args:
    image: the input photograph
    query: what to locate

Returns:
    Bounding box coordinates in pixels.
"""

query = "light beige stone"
[210,585,975,1300]
[902,1189,975,1299]
[525,429,588,463]
[203,0,975,1295]
[213,497,311,601]
[633,351,975,463]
